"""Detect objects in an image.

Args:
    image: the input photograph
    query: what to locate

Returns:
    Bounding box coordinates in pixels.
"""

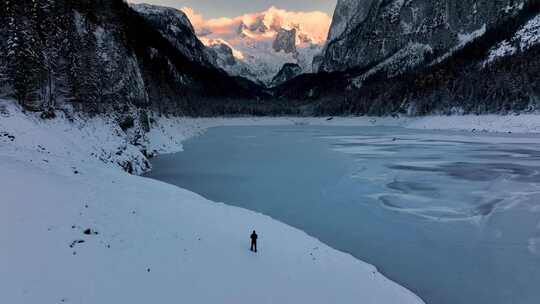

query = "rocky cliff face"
[319,0,527,73]
[208,43,237,67]
[271,63,302,87]
[131,3,214,67]
[273,28,297,54]
[275,2,540,116]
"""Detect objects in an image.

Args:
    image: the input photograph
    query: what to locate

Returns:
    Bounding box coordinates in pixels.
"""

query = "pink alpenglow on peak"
[182,6,332,85]
[183,6,331,45]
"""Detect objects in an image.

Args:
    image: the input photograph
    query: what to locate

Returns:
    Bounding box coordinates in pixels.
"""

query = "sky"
[128,0,337,19]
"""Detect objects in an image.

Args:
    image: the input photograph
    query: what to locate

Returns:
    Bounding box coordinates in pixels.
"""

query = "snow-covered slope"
[184,6,332,85]
[485,13,540,65]
[1,154,427,304]
[0,101,427,303]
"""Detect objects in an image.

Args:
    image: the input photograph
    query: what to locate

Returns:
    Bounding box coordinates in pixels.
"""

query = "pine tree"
[36,0,58,109]
[5,0,43,107]
[80,29,101,113]
[33,0,73,110]
[0,3,9,92]
[65,8,100,113]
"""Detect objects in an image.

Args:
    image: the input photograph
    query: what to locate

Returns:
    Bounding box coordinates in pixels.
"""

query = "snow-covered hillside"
[485,13,540,65]
[183,6,332,85]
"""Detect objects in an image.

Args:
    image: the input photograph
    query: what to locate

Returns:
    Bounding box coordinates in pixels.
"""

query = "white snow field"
[1,98,540,303]
[0,146,424,304]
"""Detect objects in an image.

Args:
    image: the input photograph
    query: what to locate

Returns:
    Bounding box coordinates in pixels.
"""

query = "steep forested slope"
[0,0,277,117]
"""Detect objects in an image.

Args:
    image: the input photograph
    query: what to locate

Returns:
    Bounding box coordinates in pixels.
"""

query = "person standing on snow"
[250,230,258,252]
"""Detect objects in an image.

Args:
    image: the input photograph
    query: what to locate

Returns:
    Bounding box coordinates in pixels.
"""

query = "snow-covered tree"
[34,0,70,110]
[4,0,43,107]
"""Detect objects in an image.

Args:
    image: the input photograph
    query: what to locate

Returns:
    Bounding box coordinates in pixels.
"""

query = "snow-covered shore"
[2,98,540,303]
[193,113,540,134]
[0,142,425,304]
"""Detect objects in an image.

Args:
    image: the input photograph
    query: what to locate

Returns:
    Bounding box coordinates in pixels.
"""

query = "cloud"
[181,6,332,45]
[181,7,205,28]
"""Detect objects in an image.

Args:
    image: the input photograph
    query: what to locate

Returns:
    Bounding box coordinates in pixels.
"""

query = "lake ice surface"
[146,126,540,304]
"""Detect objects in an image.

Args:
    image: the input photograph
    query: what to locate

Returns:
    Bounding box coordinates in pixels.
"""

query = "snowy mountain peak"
[182,6,332,85]
[247,15,269,33]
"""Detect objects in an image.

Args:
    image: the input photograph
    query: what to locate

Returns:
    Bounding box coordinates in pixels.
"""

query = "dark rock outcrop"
[271,63,302,87]
[207,43,237,67]
[131,3,215,67]
[273,28,297,54]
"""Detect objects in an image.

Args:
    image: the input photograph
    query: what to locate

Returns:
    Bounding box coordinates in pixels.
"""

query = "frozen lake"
[146,125,540,304]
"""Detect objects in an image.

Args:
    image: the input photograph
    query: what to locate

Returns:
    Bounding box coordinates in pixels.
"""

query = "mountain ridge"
[319,0,528,73]
[274,1,540,115]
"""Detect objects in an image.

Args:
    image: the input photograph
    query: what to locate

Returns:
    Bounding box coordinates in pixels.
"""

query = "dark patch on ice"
[441,162,501,181]
[379,193,503,220]
[472,148,540,161]
[389,161,540,183]
[378,195,485,221]
[331,143,383,149]
[387,181,438,194]
[472,199,503,216]
[442,163,540,182]
[387,165,440,173]
[503,149,540,158]
[379,196,402,209]
[422,139,480,145]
